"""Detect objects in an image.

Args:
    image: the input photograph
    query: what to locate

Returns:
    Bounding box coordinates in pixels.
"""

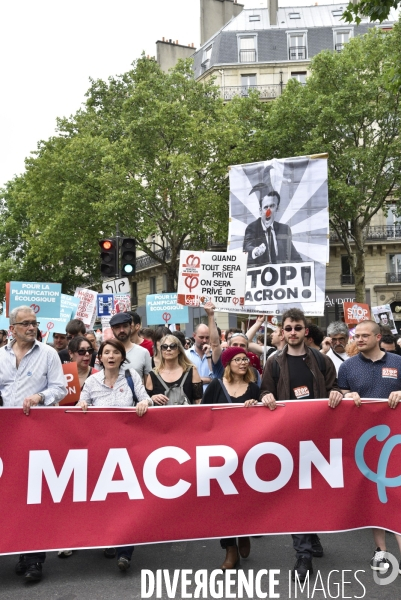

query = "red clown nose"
[265,208,272,218]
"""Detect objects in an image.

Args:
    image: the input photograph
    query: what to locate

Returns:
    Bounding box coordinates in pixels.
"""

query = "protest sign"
[177,250,247,309]
[0,401,400,555]
[46,294,81,344]
[343,302,370,325]
[114,293,131,313]
[39,317,70,342]
[228,156,328,315]
[372,304,397,334]
[9,281,62,318]
[60,363,81,406]
[97,294,114,317]
[74,288,98,329]
[146,293,189,325]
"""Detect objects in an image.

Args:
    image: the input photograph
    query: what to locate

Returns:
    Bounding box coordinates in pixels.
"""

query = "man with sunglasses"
[260,308,342,583]
[0,306,67,582]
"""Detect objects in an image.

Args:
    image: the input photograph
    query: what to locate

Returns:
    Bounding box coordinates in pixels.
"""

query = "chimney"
[200,0,244,46]
[268,0,278,26]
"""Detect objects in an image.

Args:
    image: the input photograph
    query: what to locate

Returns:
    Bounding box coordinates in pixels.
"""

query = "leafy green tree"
[261,26,401,302]
[343,1,399,24]
[1,58,262,294]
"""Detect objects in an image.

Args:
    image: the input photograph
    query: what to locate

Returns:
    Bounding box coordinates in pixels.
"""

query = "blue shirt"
[338,351,401,398]
[185,347,213,392]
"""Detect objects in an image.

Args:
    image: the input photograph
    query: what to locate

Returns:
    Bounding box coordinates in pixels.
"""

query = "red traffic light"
[99,239,114,251]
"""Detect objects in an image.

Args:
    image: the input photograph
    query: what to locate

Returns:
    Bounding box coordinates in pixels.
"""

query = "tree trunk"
[352,222,366,303]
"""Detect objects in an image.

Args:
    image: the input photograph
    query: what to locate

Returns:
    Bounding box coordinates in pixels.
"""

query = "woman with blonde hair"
[146,334,203,405]
[202,346,260,570]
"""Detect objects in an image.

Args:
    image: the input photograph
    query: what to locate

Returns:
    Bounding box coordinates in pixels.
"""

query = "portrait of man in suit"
[243,174,302,267]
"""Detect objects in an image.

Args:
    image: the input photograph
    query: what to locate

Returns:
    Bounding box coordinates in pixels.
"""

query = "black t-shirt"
[202,378,260,404]
[287,354,315,400]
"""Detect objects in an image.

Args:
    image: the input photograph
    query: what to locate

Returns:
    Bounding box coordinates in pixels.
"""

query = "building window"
[341,256,354,285]
[149,277,156,294]
[289,12,301,19]
[241,74,257,95]
[249,14,260,22]
[201,44,212,70]
[388,254,401,283]
[332,9,343,17]
[132,281,138,306]
[291,71,307,84]
[386,205,401,238]
[238,36,257,63]
[288,33,307,60]
[334,29,352,52]
[162,273,168,292]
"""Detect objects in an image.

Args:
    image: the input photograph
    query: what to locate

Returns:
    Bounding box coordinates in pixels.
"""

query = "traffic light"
[120,238,136,276]
[99,239,117,277]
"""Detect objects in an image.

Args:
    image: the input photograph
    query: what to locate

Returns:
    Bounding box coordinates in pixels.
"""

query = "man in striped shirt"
[0,305,67,582]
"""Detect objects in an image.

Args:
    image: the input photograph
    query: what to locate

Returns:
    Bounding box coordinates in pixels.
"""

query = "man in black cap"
[243,166,301,266]
[109,313,151,382]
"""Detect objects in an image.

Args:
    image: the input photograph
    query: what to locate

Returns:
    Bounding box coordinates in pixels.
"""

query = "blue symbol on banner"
[355,425,401,503]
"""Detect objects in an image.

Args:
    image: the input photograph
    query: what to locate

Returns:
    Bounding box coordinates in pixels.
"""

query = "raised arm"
[203,302,221,365]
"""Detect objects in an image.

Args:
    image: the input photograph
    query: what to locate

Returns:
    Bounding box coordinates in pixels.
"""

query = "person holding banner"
[0,306,67,582]
[77,338,152,572]
[260,308,343,583]
[338,319,401,573]
[202,345,259,569]
[146,335,203,405]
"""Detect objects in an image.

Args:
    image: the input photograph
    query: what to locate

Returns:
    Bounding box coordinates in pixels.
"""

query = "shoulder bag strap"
[218,379,232,403]
[125,369,138,406]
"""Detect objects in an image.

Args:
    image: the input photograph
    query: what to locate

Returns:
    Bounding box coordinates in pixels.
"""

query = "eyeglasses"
[283,325,304,332]
[231,357,250,364]
[13,321,40,328]
[76,348,94,355]
[161,343,178,351]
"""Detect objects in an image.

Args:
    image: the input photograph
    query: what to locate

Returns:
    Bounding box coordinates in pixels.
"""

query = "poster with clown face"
[227,155,329,316]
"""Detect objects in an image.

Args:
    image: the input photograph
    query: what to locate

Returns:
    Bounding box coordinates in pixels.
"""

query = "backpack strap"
[151,370,170,393]
[125,369,138,406]
[218,379,233,403]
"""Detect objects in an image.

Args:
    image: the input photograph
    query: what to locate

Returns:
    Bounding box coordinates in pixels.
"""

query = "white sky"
[0,0,338,188]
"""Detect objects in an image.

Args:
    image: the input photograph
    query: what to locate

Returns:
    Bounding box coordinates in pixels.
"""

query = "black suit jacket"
[243,218,302,266]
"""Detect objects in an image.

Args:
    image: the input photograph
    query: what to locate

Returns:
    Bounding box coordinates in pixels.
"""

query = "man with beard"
[260,308,342,583]
[109,313,151,382]
[321,321,350,374]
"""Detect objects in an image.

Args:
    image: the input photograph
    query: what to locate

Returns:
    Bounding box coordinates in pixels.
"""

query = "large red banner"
[0,400,400,555]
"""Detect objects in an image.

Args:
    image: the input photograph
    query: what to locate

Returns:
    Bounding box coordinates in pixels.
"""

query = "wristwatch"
[37,392,45,405]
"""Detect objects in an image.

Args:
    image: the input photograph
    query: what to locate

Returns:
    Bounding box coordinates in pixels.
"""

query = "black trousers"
[23,552,46,565]
[292,534,312,559]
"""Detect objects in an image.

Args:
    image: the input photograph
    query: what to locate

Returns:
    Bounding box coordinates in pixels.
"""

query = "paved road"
[0,529,399,599]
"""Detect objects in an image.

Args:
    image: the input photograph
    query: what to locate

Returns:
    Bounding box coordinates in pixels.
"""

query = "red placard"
[343,302,370,324]
[60,363,80,405]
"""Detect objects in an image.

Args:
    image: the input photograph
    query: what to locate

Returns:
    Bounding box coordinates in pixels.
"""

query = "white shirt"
[80,367,150,407]
[0,340,67,406]
[326,347,349,375]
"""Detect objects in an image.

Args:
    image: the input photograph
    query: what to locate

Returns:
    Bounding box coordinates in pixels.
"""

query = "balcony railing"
[387,272,401,283]
[335,43,345,52]
[222,84,282,100]
[136,248,172,272]
[341,274,355,285]
[239,49,256,63]
[289,46,307,60]
[330,225,401,242]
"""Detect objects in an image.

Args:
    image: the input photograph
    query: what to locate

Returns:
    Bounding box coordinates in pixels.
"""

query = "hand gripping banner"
[0,401,400,555]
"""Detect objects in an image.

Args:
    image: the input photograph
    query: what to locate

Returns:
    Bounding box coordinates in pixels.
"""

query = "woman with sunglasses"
[202,346,260,570]
[146,334,203,405]
[67,336,98,390]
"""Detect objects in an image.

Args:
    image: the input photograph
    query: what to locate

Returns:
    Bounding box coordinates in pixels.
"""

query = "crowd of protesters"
[1,303,401,583]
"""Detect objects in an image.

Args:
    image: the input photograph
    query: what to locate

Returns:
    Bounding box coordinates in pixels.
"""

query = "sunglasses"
[161,343,178,351]
[76,348,94,356]
[14,321,40,328]
[283,325,304,332]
